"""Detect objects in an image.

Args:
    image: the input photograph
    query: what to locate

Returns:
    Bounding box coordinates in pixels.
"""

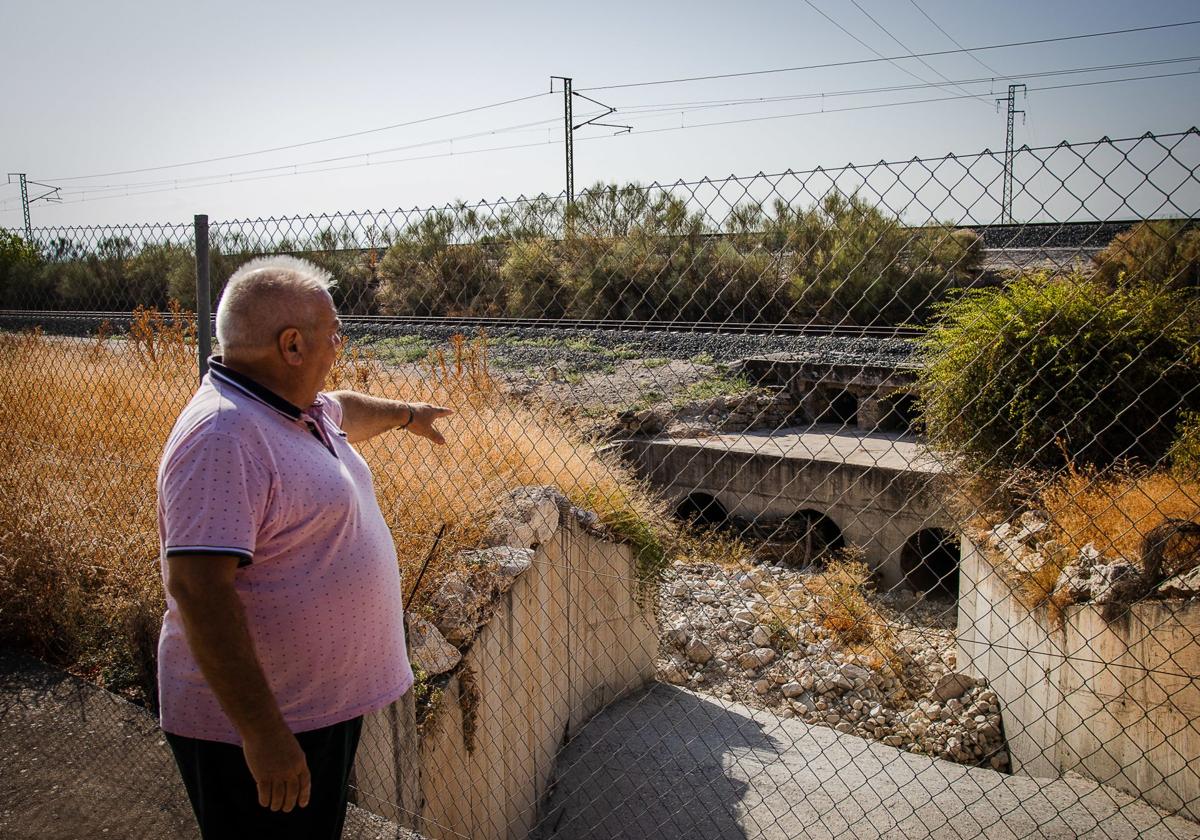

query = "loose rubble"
[979,512,1200,610]
[613,386,802,439]
[421,486,592,653]
[655,560,1010,771]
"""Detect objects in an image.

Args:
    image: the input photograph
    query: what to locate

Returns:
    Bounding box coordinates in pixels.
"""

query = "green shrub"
[1172,412,1200,477]
[918,273,1200,472]
[376,210,503,316]
[500,238,566,317]
[781,194,982,326]
[0,230,43,307]
[1093,220,1200,291]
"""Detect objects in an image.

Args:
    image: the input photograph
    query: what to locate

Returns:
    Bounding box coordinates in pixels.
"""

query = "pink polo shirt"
[156,359,412,744]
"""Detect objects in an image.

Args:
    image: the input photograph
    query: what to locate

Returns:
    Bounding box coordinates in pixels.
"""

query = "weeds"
[0,320,672,708]
[367,334,434,365]
[979,462,1200,611]
[673,373,753,408]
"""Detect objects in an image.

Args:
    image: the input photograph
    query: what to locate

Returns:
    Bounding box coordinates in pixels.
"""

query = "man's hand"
[167,554,309,812]
[243,726,311,812]
[404,402,454,445]
[329,390,454,444]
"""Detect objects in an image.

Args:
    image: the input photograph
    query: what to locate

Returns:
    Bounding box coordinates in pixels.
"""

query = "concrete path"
[531,683,1200,840]
[0,650,420,840]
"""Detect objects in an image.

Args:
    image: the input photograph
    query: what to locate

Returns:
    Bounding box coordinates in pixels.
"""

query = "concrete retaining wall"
[354,519,660,840]
[956,536,1200,820]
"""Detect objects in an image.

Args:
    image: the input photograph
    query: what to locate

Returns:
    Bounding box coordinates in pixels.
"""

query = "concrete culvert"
[881,393,921,434]
[901,528,960,598]
[818,389,859,427]
[770,509,846,567]
[675,493,728,528]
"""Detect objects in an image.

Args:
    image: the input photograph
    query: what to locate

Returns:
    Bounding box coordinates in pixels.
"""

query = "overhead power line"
[612,56,1200,117]
[44,91,552,182]
[5,139,561,209]
[838,0,992,105]
[578,19,1200,91]
[906,0,1005,79]
[47,112,590,196]
[8,66,1194,213]
[39,56,1199,202]
[614,69,1199,138]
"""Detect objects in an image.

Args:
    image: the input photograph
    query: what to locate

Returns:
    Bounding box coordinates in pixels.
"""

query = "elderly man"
[156,255,451,839]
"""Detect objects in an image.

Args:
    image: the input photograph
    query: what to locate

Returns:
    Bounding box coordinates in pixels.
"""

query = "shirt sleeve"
[160,431,272,567]
[320,392,344,428]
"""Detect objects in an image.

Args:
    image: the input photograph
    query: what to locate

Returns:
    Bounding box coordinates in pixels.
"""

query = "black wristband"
[399,405,414,429]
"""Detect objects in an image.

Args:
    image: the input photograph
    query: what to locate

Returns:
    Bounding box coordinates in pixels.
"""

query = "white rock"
[485,486,562,549]
[781,682,804,698]
[658,658,689,685]
[737,647,776,669]
[458,546,534,594]
[407,616,462,675]
[428,573,480,646]
[570,506,599,529]
[685,638,714,665]
[750,625,772,647]
[930,672,982,702]
[732,610,757,626]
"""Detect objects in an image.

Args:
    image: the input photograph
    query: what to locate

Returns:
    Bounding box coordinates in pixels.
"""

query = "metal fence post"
[194,214,211,381]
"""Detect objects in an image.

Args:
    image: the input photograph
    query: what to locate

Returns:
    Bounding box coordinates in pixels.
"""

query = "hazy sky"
[1,0,1198,227]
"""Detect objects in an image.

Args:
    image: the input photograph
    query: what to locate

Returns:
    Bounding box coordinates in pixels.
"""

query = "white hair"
[215,256,337,352]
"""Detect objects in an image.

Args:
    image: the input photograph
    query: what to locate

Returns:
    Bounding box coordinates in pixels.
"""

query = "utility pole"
[996,84,1026,225]
[550,76,630,213]
[556,77,575,206]
[7,173,62,242]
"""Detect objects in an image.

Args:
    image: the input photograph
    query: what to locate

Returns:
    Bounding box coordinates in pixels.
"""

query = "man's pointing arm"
[327,391,453,445]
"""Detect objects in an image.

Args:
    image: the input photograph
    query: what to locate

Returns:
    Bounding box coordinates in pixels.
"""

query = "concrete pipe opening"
[675,493,729,528]
[881,393,921,434]
[770,509,846,567]
[901,528,960,599]
[817,389,859,427]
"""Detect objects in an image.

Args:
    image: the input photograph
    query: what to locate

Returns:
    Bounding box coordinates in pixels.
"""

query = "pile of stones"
[979,513,1200,609]
[613,386,803,439]
[409,485,599,678]
[655,560,1010,770]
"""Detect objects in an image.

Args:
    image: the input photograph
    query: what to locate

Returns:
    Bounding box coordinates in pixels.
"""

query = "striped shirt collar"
[208,356,308,421]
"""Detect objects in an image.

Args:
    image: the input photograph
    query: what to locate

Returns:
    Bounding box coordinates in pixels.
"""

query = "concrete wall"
[622,438,950,586]
[956,537,1200,821]
[354,519,660,840]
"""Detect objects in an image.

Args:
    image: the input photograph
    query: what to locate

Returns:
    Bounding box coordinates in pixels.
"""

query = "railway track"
[0,311,926,339]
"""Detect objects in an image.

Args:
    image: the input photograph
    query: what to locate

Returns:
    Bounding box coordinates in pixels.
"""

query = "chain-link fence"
[1,127,1199,839]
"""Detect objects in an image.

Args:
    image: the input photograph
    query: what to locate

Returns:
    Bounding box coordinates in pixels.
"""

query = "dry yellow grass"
[984,464,1200,610]
[0,318,670,706]
[1041,463,1200,563]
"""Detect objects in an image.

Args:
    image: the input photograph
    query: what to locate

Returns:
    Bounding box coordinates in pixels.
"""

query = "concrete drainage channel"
[531,683,1199,840]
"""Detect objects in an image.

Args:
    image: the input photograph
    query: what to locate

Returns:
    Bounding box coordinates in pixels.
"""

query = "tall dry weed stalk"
[0,320,668,707]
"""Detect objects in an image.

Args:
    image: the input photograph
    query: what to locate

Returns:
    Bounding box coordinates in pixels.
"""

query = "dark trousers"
[165,717,363,840]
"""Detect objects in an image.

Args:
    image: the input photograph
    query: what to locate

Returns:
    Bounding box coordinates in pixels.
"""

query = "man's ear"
[278,327,306,366]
